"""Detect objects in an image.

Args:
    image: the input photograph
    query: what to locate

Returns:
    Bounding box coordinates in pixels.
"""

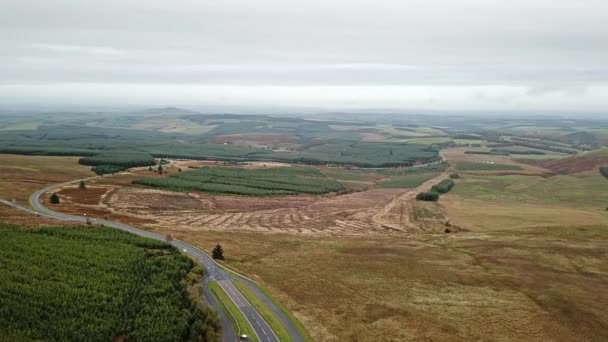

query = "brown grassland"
[0,153,607,341]
[0,154,93,204]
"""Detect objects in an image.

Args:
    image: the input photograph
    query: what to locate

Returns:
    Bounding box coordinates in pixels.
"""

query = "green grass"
[380,162,447,175]
[232,281,293,342]
[456,162,523,171]
[319,167,380,181]
[380,173,440,188]
[0,121,43,131]
[208,281,259,342]
[134,166,345,196]
[0,225,219,342]
[402,137,453,145]
[451,173,608,208]
[512,154,564,160]
[453,138,486,145]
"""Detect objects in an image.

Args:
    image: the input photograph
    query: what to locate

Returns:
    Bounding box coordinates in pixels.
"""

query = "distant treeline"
[510,137,578,154]
[79,152,155,167]
[0,125,440,168]
[465,149,546,156]
[79,152,155,175]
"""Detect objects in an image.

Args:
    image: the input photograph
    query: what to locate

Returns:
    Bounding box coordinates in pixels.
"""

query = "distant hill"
[132,107,204,116]
[533,148,608,174]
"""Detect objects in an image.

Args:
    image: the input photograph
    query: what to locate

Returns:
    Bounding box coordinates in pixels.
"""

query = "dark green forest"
[0,225,220,342]
[134,166,345,195]
[0,124,439,168]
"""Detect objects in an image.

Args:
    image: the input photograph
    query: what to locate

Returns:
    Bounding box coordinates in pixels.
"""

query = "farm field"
[0,225,219,341]
[455,161,523,171]
[379,173,440,188]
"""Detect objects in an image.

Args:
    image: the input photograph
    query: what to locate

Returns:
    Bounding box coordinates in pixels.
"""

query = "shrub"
[49,193,60,204]
[449,173,460,179]
[212,244,224,260]
[600,166,608,179]
[431,179,455,194]
[416,191,440,201]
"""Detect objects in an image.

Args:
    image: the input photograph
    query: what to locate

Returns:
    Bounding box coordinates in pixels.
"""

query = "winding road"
[1,178,305,342]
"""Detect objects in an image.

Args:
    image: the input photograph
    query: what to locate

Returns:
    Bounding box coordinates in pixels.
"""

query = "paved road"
[2,178,305,342]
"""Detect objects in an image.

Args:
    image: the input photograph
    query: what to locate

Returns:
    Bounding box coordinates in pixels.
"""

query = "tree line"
[416,178,456,202]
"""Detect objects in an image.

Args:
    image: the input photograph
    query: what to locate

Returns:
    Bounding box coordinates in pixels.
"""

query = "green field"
[380,173,440,188]
[456,161,523,171]
[380,162,447,175]
[451,173,608,208]
[319,167,381,181]
[134,166,345,195]
[0,225,219,342]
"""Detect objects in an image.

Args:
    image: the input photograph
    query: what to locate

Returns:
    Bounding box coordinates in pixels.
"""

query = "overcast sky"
[1,0,607,112]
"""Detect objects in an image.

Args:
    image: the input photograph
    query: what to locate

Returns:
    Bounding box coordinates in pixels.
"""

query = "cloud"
[0,0,607,111]
[26,43,124,56]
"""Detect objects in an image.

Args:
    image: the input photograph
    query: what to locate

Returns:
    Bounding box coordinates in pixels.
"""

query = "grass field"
[134,166,345,195]
[160,227,608,342]
[0,154,94,203]
[208,281,258,342]
[379,173,440,188]
[449,172,608,208]
[0,225,219,341]
[456,161,523,171]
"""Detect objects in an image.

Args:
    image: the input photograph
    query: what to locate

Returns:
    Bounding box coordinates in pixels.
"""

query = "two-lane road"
[1,178,304,342]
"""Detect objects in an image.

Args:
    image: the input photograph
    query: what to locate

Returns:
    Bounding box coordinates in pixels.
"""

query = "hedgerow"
[416,191,440,201]
[431,179,455,194]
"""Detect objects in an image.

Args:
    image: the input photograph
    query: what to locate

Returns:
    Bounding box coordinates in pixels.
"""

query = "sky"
[1,0,607,112]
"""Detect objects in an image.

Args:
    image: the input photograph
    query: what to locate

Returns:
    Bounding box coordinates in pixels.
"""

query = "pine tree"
[50,193,60,204]
[212,244,224,260]
[79,180,86,190]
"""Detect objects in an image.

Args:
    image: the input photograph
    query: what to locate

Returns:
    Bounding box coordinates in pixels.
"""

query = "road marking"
[217,281,262,342]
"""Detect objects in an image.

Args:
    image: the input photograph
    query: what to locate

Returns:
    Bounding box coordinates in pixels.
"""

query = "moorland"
[1,109,607,341]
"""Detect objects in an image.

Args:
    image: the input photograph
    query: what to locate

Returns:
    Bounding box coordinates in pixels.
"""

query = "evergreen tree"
[79,180,86,190]
[158,164,163,174]
[212,244,224,260]
[50,193,60,204]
